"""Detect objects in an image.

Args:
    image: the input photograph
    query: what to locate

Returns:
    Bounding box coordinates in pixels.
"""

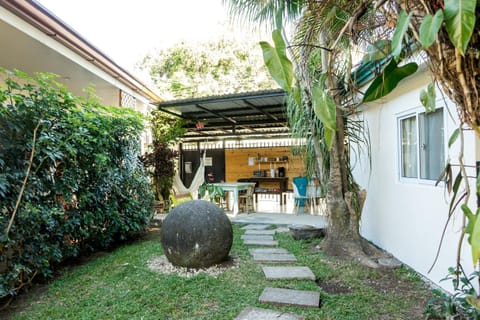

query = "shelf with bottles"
[255,156,289,164]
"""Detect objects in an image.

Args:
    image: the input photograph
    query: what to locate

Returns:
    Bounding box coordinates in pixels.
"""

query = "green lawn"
[7,226,432,320]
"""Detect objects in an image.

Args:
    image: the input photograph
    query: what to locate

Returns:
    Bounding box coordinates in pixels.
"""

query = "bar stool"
[239,185,255,213]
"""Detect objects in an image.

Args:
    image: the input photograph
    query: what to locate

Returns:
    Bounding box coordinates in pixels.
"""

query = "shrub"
[0,70,154,301]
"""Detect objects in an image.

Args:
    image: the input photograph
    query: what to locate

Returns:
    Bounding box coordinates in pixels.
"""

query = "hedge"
[0,70,155,301]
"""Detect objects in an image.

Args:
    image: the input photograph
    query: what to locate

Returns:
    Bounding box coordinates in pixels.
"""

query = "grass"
[6,225,432,320]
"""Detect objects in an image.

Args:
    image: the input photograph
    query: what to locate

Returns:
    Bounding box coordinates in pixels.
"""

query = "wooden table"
[237,177,289,205]
[212,182,256,216]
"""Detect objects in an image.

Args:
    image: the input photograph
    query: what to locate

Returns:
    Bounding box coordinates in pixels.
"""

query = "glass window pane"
[401,116,418,178]
[419,109,444,180]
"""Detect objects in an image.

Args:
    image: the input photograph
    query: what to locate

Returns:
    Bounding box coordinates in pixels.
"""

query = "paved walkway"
[230,213,327,228]
[235,224,321,319]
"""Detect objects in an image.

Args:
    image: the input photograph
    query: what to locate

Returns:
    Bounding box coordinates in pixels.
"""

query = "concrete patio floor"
[229,212,327,228]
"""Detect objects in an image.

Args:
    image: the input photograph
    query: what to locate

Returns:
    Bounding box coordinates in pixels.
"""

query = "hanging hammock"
[172,151,206,199]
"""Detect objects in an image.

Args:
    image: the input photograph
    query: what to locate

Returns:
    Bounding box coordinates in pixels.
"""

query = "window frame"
[397,106,445,185]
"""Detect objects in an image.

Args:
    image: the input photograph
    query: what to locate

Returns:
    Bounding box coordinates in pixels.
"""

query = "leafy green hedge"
[0,70,154,300]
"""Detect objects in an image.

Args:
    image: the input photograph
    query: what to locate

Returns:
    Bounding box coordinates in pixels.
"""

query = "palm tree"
[224,0,396,266]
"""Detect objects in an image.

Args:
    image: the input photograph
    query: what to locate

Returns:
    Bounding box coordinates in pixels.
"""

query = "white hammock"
[172,152,206,199]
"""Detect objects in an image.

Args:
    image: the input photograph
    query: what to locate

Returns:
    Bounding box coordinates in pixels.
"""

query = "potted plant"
[140,111,185,212]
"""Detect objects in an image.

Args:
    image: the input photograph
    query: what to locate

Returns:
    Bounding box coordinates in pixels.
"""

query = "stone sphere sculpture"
[160,200,233,268]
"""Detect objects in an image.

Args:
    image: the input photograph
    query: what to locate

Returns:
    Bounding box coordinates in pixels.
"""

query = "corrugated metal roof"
[157,89,289,142]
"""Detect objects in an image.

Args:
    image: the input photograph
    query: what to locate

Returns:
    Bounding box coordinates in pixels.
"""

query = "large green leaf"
[419,10,444,48]
[363,60,418,102]
[448,128,460,148]
[420,82,436,113]
[463,204,475,239]
[312,85,336,131]
[259,29,293,92]
[324,127,335,150]
[443,0,476,55]
[471,209,480,267]
[391,10,412,58]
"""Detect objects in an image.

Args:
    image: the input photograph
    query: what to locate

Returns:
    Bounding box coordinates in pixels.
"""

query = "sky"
[37,0,266,81]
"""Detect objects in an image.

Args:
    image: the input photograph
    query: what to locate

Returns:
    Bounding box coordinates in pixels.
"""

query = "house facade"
[353,65,479,292]
[0,0,160,151]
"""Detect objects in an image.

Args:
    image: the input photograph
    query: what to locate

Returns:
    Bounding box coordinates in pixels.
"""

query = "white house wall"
[0,6,155,153]
[353,68,478,292]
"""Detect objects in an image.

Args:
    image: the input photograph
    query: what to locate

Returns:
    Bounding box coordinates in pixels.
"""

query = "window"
[399,108,444,181]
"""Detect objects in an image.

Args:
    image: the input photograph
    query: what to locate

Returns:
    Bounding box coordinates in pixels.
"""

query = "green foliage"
[425,267,480,319]
[419,10,444,49]
[137,38,278,99]
[448,128,460,148]
[391,10,412,59]
[198,183,224,205]
[0,70,154,300]
[149,110,186,145]
[140,110,183,202]
[140,141,178,201]
[420,82,437,113]
[259,29,293,92]
[312,84,336,149]
[444,0,477,56]
[363,60,418,102]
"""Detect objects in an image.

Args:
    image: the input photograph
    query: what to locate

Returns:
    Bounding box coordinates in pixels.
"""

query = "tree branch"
[5,120,42,235]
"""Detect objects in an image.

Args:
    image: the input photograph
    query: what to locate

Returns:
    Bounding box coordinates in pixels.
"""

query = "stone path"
[252,253,297,263]
[237,224,320,318]
[249,248,289,254]
[262,266,315,280]
[244,229,276,235]
[241,224,271,230]
[241,234,274,241]
[235,307,304,320]
[243,239,278,246]
[259,287,320,308]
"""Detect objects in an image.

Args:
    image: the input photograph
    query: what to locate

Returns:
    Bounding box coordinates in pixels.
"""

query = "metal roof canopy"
[157,89,290,142]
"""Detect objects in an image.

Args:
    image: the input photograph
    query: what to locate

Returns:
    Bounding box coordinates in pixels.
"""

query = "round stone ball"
[160,200,233,268]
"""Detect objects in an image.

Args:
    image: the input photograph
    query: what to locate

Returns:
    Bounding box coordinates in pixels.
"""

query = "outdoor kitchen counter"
[237,177,289,205]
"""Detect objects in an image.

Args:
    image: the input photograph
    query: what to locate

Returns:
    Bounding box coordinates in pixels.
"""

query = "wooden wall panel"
[225,147,305,190]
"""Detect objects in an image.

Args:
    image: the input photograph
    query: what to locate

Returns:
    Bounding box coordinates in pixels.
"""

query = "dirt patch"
[316,279,353,294]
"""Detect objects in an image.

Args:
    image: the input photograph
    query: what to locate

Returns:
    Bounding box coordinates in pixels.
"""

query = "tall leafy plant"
[226,0,382,266]
[140,111,185,202]
[0,69,154,302]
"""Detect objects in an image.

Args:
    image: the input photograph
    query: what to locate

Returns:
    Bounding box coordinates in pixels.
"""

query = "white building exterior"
[0,0,159,151]
[353,65,479,292]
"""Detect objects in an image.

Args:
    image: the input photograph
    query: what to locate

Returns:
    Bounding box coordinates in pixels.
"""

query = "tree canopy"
[137,38,279,99]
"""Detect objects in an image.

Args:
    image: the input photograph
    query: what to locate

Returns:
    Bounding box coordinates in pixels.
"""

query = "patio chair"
[292,176,310,214]
[238,184,255,213]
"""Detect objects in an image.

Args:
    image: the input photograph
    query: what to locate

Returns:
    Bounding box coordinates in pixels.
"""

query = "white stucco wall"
[353,68,478,292]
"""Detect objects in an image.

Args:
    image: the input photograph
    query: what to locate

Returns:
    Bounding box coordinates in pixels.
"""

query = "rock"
[288,224,325,240]
[160,200,233,268]
[378,257,402,269]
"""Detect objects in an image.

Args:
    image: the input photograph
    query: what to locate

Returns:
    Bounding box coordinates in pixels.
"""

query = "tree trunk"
[321,113,377,267]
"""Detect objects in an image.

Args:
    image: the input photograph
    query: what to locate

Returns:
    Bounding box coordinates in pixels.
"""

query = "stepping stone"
[289,224,325,240]
[235,307,304,320]
[378,257,402,268]
[241,234,274,241]
[249,248,289,255]
[241,224,271,230]
[243,239,278,246]
[253,253,297,263]
[244,229,275,235]
[262,266,315,280]
[259,287,320,308]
